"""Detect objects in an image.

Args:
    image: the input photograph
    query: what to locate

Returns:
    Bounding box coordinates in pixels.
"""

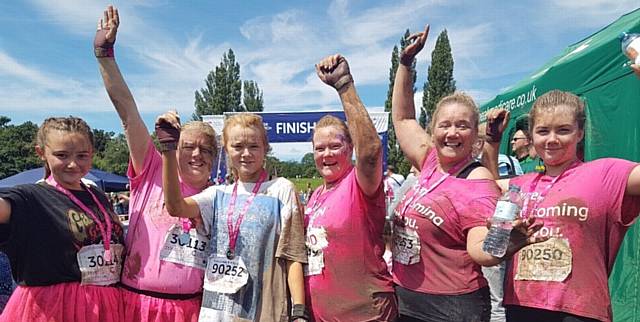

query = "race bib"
[304,227,328,276]
[77,244,124,286]
[515,238,572,282]
[160,225,210,270]
[204,254,249,294]
[392,225,421,265]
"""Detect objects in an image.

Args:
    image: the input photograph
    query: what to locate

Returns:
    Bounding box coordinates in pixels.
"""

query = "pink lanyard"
[225,171,266,259]
[306,185,335,229]
[520,160,581,218]
[398,157,472,218]
[46,177,114,260]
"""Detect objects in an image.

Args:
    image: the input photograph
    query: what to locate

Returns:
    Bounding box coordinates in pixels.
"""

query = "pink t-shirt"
[505,158,640,322]
[392,150,501,294]
[304,167,394,321]
[121,141,205,294]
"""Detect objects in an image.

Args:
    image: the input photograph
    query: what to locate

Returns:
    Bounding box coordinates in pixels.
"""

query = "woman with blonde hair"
[159,112,308,321]
[391,25,543,322]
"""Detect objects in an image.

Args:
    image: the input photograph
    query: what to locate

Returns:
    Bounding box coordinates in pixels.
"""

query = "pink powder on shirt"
[304,167,394,321]
[121,141,205,294]
[392,149,501,294]
[505,158,640,322]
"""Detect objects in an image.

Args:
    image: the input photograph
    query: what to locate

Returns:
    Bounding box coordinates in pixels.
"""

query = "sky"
[0,0,638,161]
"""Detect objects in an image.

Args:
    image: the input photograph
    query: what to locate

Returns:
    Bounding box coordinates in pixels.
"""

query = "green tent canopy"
[479,8,640,321]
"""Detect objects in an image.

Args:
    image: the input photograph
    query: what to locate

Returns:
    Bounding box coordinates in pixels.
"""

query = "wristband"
[290,304,309,321]
[334,75,353,93]
[94,29,115,58]
[159,142,178,152]
[399,53,414,67]
[485,134,503,144]
[94,47,114,58]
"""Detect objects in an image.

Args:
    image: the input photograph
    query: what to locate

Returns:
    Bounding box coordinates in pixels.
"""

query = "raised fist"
[155,111,181,152]
[315,54,353,92]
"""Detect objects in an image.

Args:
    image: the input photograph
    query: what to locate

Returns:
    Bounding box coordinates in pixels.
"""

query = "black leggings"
[505,305,602,322]
[396,285,491,322]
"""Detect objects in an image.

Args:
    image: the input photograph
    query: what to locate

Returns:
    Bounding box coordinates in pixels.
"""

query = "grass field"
[289,177,324,192]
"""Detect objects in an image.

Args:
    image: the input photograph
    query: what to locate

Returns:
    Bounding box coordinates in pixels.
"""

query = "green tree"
[93,133,129,176]
[300,152,319,178]
[420,29,456,128]
[384,30,416,176]
[0,118,40,179]
[92,129,115,160]
[242,80,264,112]
[193,49,243,120]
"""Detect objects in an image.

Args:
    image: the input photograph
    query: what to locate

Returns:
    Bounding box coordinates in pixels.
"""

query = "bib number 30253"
[77,244,124,286]
[515,238,572,282]
[204,254,248,294]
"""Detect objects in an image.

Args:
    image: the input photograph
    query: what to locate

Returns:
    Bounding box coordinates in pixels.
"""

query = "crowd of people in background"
[1,4,640,322]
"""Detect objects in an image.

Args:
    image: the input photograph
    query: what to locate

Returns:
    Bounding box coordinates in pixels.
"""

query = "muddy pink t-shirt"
[121,141,205,294]
[304,167,394,321]
[505,158,640,322]
[392,150,501,294]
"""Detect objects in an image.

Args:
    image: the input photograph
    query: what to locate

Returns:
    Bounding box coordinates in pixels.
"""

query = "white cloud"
[537,0,639,29]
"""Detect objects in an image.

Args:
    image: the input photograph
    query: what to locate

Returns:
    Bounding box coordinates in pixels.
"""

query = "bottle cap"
[619,32,629,41]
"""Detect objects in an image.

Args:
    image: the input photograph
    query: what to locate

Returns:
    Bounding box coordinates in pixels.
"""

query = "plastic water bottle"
[482,185,522,258]
[619,32,640,65]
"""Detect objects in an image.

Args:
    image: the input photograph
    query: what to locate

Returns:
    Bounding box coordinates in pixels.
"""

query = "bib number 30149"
[204,254,249,294]
[77,244,124,286]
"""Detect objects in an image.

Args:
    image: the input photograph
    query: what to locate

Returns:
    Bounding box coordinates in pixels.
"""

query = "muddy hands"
[316,54,353,92]
[94,5,119,57]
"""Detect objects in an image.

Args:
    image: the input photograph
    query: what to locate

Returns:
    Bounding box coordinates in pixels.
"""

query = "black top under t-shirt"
[0,183,125,286]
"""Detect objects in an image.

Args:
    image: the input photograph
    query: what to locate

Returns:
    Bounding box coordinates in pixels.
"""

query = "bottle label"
[493,200,519,220]
[515,238,572,282]
[627,38,640,63]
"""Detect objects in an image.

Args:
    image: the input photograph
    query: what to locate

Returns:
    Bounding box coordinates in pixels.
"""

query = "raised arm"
[95,5,151,174]
[316,54,382,196]
[392,25,432,169]
[481,108,510,180]
[156,112,201,219]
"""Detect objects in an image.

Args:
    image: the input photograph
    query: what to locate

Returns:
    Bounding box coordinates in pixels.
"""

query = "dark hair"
[36,116,94,179]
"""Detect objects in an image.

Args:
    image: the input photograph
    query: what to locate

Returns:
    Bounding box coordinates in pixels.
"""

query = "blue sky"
[0,0,638,160]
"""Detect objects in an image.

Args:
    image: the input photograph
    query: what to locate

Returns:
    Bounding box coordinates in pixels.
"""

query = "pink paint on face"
[313,126,353,184]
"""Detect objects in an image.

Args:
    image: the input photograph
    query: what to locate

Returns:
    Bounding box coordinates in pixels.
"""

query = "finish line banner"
[202,111,389,143]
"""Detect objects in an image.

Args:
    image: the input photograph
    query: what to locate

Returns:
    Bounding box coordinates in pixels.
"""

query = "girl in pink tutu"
[0,117,125,322]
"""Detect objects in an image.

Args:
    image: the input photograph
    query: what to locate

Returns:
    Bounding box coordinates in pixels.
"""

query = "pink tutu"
[120,287,201,322]
[0,282,123,322]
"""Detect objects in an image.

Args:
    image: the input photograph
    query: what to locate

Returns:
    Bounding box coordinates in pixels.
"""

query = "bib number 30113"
[204,254,249,294]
